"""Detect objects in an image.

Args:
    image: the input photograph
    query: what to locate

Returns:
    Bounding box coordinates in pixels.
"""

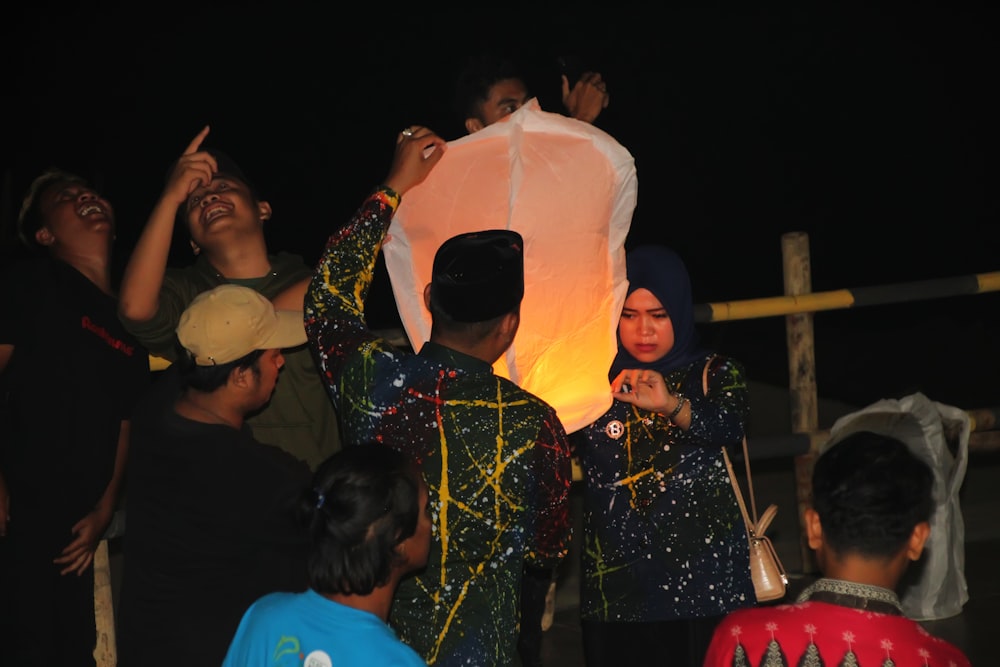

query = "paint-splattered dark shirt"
[574,353,755,621]
[305,188,573,666]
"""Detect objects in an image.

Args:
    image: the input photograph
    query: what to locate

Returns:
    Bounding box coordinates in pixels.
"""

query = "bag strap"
[702,357,759,523]
[755,503,778,535]
[722,445,755,537]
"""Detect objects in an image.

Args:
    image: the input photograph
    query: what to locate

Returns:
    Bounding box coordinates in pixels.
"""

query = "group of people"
[0,52,970,667]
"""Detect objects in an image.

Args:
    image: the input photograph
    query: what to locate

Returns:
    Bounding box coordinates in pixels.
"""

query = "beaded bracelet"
[667,394,687,422]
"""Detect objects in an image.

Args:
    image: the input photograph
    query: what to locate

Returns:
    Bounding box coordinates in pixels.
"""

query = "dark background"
[2,3,997,415]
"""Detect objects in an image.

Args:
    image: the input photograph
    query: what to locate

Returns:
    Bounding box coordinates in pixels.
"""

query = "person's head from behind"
[175,284,306,409]
[809,430,934,574]
[424,230,525,361]
[616,245,700,367]
[175,148,271,257]
[303,445,432,595]
[17,168,115,256]
[454,53,530,134]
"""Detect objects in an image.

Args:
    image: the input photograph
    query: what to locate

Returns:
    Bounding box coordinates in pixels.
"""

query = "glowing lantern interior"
[384,100,637,433]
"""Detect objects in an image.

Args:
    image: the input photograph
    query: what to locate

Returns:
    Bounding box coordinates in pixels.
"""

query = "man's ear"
[907,521,931,561]
[465,117,484,134]
[34,227,55,247]
[423,284,433,311]
[804,508,823,550]
[498,311,520,344]
[230,365,252,390]
[258,201,272,223]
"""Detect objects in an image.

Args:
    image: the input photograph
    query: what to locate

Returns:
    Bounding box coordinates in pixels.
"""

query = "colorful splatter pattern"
[305,189,573,666]
[574,353,755,621]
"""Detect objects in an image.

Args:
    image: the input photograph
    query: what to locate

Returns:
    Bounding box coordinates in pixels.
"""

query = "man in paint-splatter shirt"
[305,124,572,666]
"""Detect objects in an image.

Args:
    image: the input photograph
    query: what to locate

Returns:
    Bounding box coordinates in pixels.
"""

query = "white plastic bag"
[824,392,970,620]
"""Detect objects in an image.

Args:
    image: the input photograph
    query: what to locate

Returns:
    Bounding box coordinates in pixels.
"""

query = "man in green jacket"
[118,125,340,469]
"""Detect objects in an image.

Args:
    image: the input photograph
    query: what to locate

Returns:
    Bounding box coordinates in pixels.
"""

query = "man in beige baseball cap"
[177,283,306,367]
[170,283,307,427]
[117,283,313,665]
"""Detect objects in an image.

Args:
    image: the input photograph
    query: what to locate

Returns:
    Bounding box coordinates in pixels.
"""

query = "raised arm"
[271,276,311,312]
[561,71,611,125]
[118,126,217,322]
[306,125,446,322]
[305,126,445,394]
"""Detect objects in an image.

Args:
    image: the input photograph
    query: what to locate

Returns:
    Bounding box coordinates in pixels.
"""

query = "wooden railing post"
[94,539,116,666]
[782,232,820,574]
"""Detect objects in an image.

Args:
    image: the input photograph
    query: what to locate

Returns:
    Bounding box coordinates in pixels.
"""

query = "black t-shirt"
[0,258,149,520]
[117,385,311,667]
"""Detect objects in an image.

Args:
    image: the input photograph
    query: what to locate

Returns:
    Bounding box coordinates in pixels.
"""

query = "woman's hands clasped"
[611,368,672,414]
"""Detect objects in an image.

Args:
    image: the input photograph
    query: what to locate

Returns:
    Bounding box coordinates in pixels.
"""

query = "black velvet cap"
[431,230,525,322]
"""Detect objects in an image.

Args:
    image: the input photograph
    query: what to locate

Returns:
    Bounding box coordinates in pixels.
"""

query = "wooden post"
[93,539,116,666]
[781,232,820,574]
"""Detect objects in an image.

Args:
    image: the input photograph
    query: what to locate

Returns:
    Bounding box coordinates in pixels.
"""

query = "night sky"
[2,4,998,414]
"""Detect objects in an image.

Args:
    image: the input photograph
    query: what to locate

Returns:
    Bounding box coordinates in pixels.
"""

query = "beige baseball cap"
[177,284,307,366]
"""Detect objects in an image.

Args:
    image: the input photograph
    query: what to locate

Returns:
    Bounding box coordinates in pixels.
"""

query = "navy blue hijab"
[608,245,708,380]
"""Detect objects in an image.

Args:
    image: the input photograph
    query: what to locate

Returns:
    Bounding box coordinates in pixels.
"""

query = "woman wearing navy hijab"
[574,245,754,667]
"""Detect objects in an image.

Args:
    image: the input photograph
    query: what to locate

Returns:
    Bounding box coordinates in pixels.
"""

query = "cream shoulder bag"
[702,358,788,603]
[722,442,787,602]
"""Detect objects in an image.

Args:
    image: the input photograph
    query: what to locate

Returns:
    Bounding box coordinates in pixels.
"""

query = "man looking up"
[118,126,340,470]
[454,51,610,134]
[0,168,149,666]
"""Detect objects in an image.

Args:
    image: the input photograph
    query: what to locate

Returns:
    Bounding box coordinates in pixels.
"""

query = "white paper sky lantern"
[384,100,637,433]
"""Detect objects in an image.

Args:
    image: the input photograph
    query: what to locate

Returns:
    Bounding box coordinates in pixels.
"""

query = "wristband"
[667,394,687,422]
[372,185,401,211]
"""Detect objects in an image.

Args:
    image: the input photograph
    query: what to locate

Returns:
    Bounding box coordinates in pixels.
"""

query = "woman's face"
[618,288,675,363]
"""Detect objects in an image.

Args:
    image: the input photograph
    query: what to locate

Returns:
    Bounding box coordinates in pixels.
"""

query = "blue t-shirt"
[222,589,425,667]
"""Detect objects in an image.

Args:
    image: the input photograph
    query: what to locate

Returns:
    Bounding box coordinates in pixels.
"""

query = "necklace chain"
[179,397,239,429]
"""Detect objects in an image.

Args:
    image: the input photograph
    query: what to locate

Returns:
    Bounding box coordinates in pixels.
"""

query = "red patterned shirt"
[704,578,971,666]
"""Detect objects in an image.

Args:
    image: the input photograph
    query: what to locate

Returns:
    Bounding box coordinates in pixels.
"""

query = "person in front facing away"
[305,125,574,666]
[118,125,341,470]
[117,284,312,667]
[703,430,971,666]
[222,445,432,667]
[573,245,754,667]
[0,169,149,667]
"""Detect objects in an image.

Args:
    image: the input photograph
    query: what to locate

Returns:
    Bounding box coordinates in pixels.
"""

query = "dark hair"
[17,168,91,250]
[175,347,264,392]
[428,298,509,344]
[301,445,422,595]
[452,52,526,124]
[812,430,934,559]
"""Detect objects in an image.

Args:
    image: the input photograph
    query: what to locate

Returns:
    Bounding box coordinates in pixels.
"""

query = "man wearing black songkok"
[305,124,573,667]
